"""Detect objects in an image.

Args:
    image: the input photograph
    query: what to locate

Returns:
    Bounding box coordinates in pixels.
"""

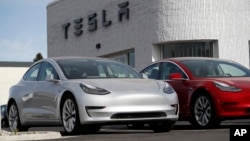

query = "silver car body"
[8,57,178,132]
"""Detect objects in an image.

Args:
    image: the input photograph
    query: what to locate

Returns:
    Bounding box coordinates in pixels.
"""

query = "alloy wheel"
[194,96,212,126]
[62,99,77,133]
[8,104,19,131]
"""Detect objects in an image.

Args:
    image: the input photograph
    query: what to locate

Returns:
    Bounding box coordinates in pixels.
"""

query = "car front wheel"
[61,95,81,134]
[190,94,221,128]
[8,102,28,131]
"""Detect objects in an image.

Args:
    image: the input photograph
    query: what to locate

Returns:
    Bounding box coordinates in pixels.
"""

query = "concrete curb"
[0,130,61,141]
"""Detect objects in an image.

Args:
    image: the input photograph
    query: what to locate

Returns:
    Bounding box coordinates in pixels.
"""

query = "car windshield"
[57,59,141,79]
[181,59,250,78]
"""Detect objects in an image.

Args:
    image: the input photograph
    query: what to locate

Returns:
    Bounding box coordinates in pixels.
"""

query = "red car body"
[141,57,250,128]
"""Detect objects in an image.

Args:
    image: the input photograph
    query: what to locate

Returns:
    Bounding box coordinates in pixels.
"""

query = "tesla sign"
[62,1,130,39]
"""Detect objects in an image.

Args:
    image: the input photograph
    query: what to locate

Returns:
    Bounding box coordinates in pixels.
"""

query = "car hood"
[73,79,162,93]
[208,77,250,89]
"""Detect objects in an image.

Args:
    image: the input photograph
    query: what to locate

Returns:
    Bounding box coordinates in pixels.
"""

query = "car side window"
[141,63,160,79]
[39,62,59,81]
[23,63,41,81]
[160,62,187,80]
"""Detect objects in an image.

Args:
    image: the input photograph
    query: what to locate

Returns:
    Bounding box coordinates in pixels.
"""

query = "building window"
[105,50,135,68]
[114,55,127,64]
[160,41,214,58]
[128,52,135,67]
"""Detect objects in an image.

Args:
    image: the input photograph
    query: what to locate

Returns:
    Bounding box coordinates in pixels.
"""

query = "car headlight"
[80,84,110,95]
[214,81,241,92]
[163,83,175,94]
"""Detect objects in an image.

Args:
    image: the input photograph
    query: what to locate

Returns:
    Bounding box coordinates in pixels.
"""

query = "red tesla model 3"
[141,57,250,128]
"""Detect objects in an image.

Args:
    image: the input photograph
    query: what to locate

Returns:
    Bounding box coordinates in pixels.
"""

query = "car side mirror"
[141,73,148,79]
[169,73,184,80]
[45,74,60,82]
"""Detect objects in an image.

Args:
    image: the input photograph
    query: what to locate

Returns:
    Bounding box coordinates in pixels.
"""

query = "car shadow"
[174,120,250,130]
[59,120,250,136]
[173,124,229,130]
[59,124,230,136]
[60,125,152,136]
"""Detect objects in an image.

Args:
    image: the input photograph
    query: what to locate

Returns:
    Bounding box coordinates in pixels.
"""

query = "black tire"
[8,102,28,132]
[190,93,221,128]
[61,95,81,134]
[150,121,175,133]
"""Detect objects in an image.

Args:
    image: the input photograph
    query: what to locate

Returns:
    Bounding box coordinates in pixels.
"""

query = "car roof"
[163,57,231,62]
[48,56,108,61]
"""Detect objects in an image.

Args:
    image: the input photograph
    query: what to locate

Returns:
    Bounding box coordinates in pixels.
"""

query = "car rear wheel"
[61,95,81,134]
[8,102,28,132]
[150,121,175,132]
[190,94,221,128]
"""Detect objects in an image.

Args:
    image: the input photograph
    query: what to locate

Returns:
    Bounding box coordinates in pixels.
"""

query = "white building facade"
[0,62,31,105]
[47,0,250,70]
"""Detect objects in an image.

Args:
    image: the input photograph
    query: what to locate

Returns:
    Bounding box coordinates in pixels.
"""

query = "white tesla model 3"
[7,57,179,134]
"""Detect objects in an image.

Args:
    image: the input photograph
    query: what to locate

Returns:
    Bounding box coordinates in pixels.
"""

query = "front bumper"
[215,91,250,119]
[76,92,179,125]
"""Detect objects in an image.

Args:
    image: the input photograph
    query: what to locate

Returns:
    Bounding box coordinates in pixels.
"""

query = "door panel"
[20,63,41,122]
[21,61,62,123]
[33,81,61,121]
[31,61,61,122]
